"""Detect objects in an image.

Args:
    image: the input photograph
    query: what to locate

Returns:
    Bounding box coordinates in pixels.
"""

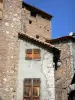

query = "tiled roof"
[46,36,75,43]
[18,32,59,51]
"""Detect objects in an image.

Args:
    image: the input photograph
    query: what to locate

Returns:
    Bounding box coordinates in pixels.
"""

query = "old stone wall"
[0,0,53,100]
[16,39,55,100]
[22,7,52,41]
[52,41,73,100]
[0,0,22,100]
[72,41,75,74]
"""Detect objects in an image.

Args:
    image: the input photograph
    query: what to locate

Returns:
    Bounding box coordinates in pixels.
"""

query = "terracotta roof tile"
[18,32,56,49]
[46,36,75,43]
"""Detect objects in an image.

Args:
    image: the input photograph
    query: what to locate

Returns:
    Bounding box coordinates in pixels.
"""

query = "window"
[25,49,40,60]
[30,11,37,17]
[23,78,40,100]
[29,20,32,24]
[0,0,3,20]
[36,35,39,39]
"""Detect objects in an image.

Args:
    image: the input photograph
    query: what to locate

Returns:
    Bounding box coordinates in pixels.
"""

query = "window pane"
[33,87,40,96]
[24,79,32,85]
[26,49,32,54]
[24,79,32,98]
[25,49,40,60]
[24,87,32,96]
[33,79,40,86]
[33,49,40,54]
[33,79,40,97]
[33,49,40,60]
[23,78,40,100]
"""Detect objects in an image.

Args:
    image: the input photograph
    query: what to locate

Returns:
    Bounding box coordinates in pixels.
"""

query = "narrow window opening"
[36,35,39,39]
[47,30,49,32]
[29,20,32,24]
[31,11,37,17]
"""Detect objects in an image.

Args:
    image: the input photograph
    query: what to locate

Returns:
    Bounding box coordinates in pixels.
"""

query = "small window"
[25,49,40,60]
[23,78,40,100]
[30,11,37,17]
[36,35,39,39]
[29,20,32,24]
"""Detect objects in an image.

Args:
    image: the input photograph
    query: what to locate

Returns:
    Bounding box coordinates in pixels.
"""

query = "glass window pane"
[24,79,32,85]
[33,49,40,54]
[33,87,40,96]
[23,78,40,100]
[33,79,40,86]
[24,86,32,96]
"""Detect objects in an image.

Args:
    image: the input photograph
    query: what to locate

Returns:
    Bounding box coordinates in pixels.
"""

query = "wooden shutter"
[33,79,40,100]
[23,78,40,100]
[25,49,40,60]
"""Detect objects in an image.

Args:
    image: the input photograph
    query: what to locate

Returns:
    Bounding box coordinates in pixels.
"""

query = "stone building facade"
[17,33,59,100]
[1,0,75,100]
[22,2,52,41]
[47,36,75,100]
[0,0,59,100]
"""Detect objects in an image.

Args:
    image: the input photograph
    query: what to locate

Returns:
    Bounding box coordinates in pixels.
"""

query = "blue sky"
[24,0,75,38]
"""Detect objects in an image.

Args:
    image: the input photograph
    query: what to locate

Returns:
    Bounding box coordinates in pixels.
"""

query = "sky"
[24,0,75,39]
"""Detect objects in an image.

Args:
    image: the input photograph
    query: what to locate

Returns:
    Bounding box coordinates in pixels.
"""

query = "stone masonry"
[0,0,53,100]
[49,39,75,100]
[0,0,22,100]
[22,2,52,41]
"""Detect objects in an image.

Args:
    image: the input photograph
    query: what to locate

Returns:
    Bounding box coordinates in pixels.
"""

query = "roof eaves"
[18,33,60,53]
[18,33,60,59]
[46,36,75,43]
[18,32,54,47]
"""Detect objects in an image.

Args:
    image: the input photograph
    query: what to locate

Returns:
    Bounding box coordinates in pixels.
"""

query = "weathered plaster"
[16,39,55,100]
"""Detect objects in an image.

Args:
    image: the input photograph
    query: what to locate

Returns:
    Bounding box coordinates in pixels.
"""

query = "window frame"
[23,78,40,100]
[25,49,41,60]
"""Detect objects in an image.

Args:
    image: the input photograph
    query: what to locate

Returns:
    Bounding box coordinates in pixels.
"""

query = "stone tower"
[22,2,52,41]
[0,0,22,100]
